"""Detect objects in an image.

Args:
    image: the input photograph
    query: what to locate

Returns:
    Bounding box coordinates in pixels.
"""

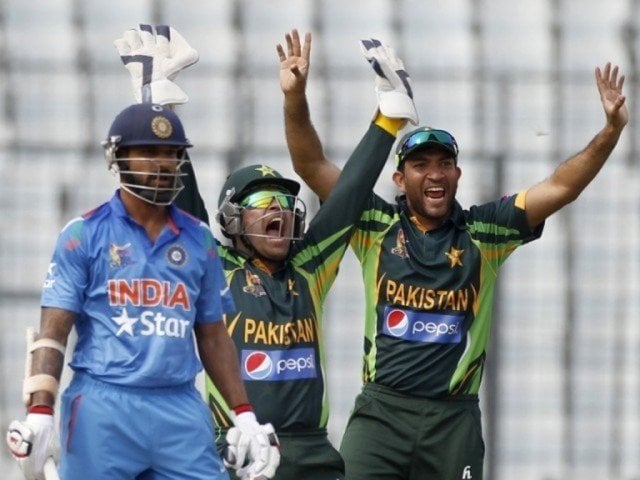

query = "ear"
[392,170,406,193]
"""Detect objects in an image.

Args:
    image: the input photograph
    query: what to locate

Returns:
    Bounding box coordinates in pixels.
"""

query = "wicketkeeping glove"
[7,412,60,480]
[224,412,280,480]
[360,38,418,125]
[114,24,199,105]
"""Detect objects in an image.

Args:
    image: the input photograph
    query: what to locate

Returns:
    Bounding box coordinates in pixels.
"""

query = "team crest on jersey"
[242,270,266,297]
[109,243,134,268]
[390,229,409,259]
[166,244,188,267]
[445,246,464,268]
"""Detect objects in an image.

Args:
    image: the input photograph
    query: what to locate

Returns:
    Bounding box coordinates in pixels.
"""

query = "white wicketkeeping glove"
[224,412,280,480]
[6,413,60,480]
[360,38,419,125]
[114,24,199,105]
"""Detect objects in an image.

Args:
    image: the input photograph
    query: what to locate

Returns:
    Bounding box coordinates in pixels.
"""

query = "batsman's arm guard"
[22,328,65,406]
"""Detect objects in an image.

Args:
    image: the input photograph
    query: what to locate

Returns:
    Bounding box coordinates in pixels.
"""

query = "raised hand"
[114,24,199,105]
[360,38,418,125]
[277,29,311,96]
[595,62,628,130]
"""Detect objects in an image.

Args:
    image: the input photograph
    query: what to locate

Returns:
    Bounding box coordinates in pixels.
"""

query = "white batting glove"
[237,424,280,480]
[360,38,418,125]
[7,413,60,480]
[114,24,199,105]
[224,412,280,480]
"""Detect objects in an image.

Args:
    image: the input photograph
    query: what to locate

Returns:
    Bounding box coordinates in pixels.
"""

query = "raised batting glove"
[7,413,60,480]
[224,412,280,480]
[114,24,199,105]
[360,38,418,125]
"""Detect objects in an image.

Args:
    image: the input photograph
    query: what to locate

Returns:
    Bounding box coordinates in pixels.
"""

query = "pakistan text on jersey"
[108,279,191,310]
[384,279,476,312]
[242,317,317,346]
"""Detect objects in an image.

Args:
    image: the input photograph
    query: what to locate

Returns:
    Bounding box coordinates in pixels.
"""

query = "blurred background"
[1,0,639,479]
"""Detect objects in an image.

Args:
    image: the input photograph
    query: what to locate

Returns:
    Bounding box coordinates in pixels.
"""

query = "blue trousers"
[59,372,228,480]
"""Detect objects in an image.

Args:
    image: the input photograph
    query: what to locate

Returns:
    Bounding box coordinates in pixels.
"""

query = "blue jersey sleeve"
[41,217,89,313]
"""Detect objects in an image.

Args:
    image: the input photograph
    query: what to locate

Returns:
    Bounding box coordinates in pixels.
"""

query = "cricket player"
[284,34,629,480]
[196,34,416,480]
[6,33,276,480]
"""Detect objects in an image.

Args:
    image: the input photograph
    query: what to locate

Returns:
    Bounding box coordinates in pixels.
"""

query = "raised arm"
[278,29,339,201]
[524,62,628,228]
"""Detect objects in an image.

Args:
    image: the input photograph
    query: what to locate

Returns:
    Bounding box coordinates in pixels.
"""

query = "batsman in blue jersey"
[6,102,277,480]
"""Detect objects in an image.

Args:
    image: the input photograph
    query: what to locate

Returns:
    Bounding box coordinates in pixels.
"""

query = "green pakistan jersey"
[350,193,543,398]
[206,123,396,431]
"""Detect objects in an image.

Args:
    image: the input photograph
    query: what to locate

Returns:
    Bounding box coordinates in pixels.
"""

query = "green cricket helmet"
[216,164,305,240]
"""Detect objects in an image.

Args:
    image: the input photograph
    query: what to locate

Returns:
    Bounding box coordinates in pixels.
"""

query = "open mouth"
[266,217,284,237]
[425,186,445,200]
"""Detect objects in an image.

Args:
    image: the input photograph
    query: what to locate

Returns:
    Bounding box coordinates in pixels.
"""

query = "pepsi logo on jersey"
[242,348,317,381]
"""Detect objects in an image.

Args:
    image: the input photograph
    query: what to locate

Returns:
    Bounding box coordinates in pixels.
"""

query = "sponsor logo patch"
[382,306,464,344]
[242,348,317,381]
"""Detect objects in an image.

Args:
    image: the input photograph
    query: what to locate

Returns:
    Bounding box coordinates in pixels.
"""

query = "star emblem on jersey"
[255,165,276,177]
[47,262,57,276]
[112,308,139,336]
[445,246,464,268]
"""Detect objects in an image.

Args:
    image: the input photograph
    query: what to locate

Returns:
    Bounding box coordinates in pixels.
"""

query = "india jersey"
[41,191,234,388]
[206,124,396,431]
[351,193,543,397]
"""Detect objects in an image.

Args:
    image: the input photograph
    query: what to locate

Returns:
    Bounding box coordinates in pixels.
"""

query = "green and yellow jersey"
[351,193,543,397]
[206,123,396,431]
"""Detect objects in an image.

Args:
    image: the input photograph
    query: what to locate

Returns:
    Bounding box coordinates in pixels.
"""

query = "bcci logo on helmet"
[385,309,409,337]
[244,351,273,380]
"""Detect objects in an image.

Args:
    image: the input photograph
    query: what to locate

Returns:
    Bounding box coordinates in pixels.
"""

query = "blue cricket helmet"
[104,103,192,150]
[102,104,192,206]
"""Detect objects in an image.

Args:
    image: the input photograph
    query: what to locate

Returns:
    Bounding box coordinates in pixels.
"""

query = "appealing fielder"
[6,27,275,480]
[284,35,629,480]
[196,32,413,480]
[136,27,415,480]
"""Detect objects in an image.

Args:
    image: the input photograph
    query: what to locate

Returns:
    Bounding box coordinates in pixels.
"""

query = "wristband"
[232,403,254,415]
[27,404,54,415]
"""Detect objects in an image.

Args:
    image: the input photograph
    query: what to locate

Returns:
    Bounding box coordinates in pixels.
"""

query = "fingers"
[276,43,286,62]
[279,29,311,62]
[302,32,311,62]
[291,29,300,57]
[123,29,143,51]
[596,62,626,92]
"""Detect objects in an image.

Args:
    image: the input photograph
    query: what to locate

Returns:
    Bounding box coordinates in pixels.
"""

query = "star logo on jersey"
[47,262,57,276]
[255,165,276,177]
[287,279,299,296]
[445,246,464,268]
[112,308,139,336]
